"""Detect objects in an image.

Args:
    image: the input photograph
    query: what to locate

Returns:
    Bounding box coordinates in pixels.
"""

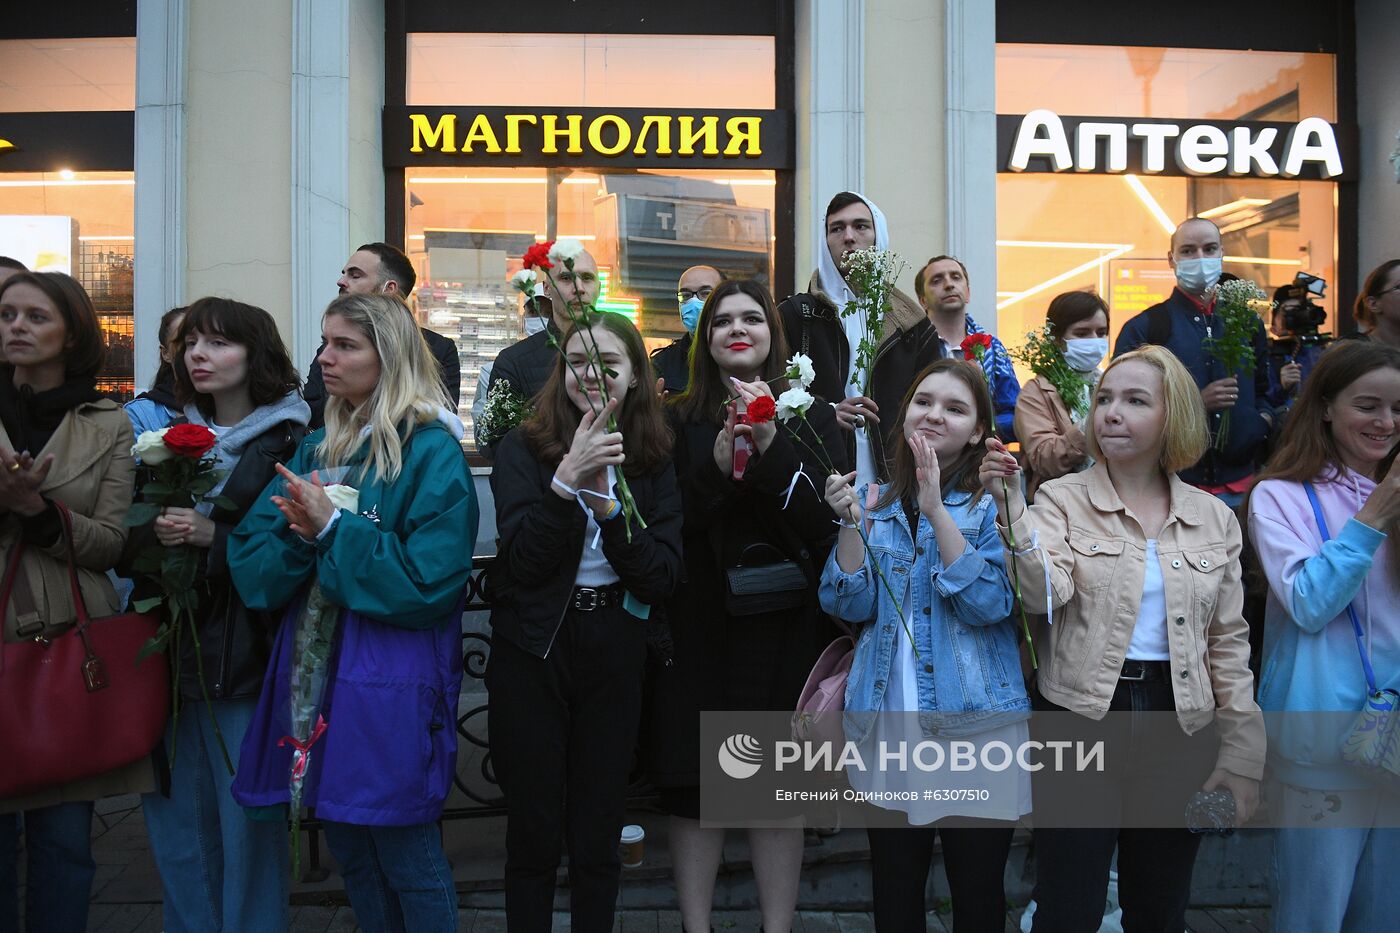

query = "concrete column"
[183,0,293,330]
[943,0,997,334]
[133,0,187,390]
[795,0,865,285]
[1356,0,1400,285]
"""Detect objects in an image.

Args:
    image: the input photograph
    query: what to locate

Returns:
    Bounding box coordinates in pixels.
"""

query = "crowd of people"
[0,192,1397,933]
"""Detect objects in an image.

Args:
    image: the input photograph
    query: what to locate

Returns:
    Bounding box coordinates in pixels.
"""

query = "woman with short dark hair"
[129,296,309,932]
[0,272,140,933]
[1354,260,1400,347]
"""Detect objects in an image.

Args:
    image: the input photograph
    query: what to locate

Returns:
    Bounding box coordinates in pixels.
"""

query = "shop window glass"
[994,44,1338,369]
[406,34,777,452]
[0,171,134,397]
[0,38,137,112]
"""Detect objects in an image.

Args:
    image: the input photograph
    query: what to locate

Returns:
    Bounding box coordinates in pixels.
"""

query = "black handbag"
[724,543,808,616]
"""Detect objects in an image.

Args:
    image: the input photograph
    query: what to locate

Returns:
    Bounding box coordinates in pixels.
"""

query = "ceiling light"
[1198,198,1272,219]
[997,245,1135,311]
[1123,175,1177,236]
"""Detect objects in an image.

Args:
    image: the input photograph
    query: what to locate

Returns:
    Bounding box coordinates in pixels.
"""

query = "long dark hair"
[150,306,187,389]
[173,297,301,415]
[0,271,105,379]
[521,312,672,475]
[876,358,993,510]
[1250,340,1400,578]
[670,279,791,425]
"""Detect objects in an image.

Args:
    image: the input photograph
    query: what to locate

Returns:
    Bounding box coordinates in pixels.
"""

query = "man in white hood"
[777,192,926,485]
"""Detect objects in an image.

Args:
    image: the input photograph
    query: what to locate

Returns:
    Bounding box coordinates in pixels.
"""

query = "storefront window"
[404,33,778,449]
[0,172,134,397]
[1,36,136,397]
[995,44,1338,363]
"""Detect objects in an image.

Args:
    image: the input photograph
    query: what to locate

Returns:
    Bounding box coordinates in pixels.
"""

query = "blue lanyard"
[1304,482,1379,694]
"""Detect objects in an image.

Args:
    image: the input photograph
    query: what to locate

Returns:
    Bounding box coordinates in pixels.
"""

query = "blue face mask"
[679,296,705,334]
[1174,256,1223,296]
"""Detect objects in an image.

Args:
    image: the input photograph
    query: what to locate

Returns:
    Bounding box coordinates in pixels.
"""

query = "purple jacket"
[231,600,464,826]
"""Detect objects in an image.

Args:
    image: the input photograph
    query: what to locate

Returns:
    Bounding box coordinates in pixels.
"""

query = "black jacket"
[646,404,847,787]
[650,334,693,395]
[479,327,560,460]
[867,319,949,480]
[127,419,305,700]
[305,327,460,428]
[487,428,683,659]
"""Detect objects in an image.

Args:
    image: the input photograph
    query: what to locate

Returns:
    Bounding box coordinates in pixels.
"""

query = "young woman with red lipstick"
[648,279,846,933]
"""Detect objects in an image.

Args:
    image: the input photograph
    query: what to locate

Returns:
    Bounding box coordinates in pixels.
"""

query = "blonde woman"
[228,294,478,932]
[979,345,1264,932]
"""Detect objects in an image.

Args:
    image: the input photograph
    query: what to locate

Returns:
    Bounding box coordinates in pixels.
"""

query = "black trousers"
[867,821,1015,933]
[486,606,647,933]
[1029,679,1213,933]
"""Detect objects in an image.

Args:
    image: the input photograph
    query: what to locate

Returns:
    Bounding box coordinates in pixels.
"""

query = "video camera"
[1274,272,1328,338]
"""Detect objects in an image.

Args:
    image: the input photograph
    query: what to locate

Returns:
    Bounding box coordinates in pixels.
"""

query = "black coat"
[479,328,561,460]
[305,327,460,429]
[646,403,847,788]
[487,428,684,659]
[650,334,693,395]
[127,419,305,700]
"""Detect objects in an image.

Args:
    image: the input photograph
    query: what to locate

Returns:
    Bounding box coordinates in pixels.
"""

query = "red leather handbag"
[0,503,169,799]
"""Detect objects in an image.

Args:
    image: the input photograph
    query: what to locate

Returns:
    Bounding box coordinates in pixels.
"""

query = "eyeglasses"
[677,287,714,302]
[1378,283,1400,298]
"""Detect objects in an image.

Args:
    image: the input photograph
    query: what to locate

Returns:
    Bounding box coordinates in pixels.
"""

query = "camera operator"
[1267,275,1329,409]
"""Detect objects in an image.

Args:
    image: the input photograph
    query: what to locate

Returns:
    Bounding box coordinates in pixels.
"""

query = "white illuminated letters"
[1008,109,1073,172]
[1007,112,1345,178]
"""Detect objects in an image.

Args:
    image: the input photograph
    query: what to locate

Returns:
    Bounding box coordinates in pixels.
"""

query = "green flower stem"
[778,415,920,662]
[999,478,1038,671]
[181,601,235,774]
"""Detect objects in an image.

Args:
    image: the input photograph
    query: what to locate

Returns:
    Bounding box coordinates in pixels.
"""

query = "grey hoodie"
[183,390,311,509]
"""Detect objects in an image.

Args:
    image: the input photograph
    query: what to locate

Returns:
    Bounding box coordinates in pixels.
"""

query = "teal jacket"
[228,418,478,626]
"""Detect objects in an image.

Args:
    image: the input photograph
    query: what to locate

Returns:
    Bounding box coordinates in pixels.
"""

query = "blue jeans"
[322,821,457,933]
[1271,783,1400,932]
[0,801,96,933]
[143,698,289,933]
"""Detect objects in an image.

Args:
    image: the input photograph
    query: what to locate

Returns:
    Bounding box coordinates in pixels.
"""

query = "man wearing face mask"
[1114,217,1272,503]
[778,191,926,486]
[651,265,722,396]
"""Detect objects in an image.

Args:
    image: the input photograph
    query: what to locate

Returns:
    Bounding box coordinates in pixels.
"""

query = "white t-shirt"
[1126,539,1170,660]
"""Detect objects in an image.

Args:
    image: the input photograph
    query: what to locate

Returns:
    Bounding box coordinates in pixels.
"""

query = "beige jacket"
[1014,375,1090,502]
[1,398,152,812]
[1003,463,1266,780]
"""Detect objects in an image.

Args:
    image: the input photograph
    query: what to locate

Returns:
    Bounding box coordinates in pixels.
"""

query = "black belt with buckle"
[570,584,624,612]
[1119,659,1169,682]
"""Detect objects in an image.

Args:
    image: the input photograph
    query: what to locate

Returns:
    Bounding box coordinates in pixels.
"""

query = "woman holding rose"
[0,272,139,933]
[126,297,309,933]
[227,294,477,932]
[649,280,845,933]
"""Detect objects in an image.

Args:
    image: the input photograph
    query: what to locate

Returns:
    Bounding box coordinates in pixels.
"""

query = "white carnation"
[786,353,816,389]
[323,484,360,514]
[510,268,536,293]
[131,428,173,465]
[548,237,586,265]
[776,387,815,422]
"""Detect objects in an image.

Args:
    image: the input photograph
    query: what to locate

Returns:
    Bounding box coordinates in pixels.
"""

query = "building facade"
[2,0,1397,457]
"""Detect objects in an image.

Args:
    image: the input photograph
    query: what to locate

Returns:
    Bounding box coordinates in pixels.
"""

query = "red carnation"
[961,333,993,362]
[522,241,554,270]
[162,423,218,459]
[746,395,777,425]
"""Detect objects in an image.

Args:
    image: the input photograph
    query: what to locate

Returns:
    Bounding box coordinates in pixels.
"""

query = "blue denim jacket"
[818,485,1029,742]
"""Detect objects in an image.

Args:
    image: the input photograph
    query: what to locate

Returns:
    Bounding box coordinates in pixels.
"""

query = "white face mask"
[523,315,548,336]
[1063,337,1108,373]
[1174,256,1223,295]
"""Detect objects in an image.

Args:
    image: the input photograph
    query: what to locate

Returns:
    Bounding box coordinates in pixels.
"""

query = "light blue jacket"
[819,484,1028,743]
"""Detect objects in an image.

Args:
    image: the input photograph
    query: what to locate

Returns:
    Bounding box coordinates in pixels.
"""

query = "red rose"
[746,395,777,424]
[522,241,554,270]
[961,333,993,361]
[162,423,218,459]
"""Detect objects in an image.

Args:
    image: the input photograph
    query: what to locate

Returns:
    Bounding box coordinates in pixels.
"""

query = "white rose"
[323,484,360,514]
[131,428,173,465]
[776,387,815,422]
[510,268,536,293]
[548,237,586,266]
[786,353,816,389]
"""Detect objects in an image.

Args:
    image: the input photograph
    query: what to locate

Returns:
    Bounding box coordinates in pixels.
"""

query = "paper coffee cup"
[619,824,645,868]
